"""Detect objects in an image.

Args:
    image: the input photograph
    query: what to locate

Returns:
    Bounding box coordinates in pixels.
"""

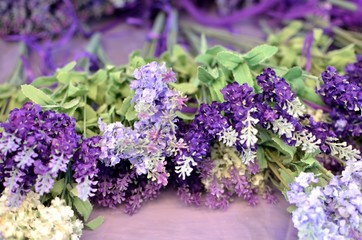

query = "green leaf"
[90,69,107,84]
[50,179,65,197]
[125,107,137,121]
[176,111,195,120]
[62,97,81,109]
[85,216,105,230]
[257,128,272,144]
[216,51,242,70]
[21,85,56,106]
[197,66,216,85]
[232,62,254,87]
[283,67,303,82]
[70,186,78,197]
[32,76,57,87]
[57,72,86,85]
[326,44,355,70]
[301,157,317,167]
[170,82,198,94]
[73,198,93,222]
[270,136,296,159]
[195,54,214,66]
[88,84,98,101]
[119,96,132,116]
[256,147,268,169]
[68,82,88,97]
[206,45,226,55]
[287,205,297,213]
[85,104,98,120]
[243,45,278,66]
[57,61,76,72]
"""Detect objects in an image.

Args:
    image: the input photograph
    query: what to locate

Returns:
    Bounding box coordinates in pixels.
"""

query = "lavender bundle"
[171,66,360,209]
[92,61,187,214]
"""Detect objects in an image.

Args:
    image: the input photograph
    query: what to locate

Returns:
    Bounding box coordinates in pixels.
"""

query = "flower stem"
[328,0,357,11]
[83,95,87,138]
[268,163,289,190]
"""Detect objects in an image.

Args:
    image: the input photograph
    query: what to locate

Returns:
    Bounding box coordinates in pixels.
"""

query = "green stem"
[268,163,289,189]
[328,0,357,11]
[333,27,362,49]
[181,21,263,50]
[315,161,333,182]
[167,9,178,55]
[83,95,87,138]
[265,149,295,180]
[143,12,166,58]
[61,165,72,200]
[260,63,320,82]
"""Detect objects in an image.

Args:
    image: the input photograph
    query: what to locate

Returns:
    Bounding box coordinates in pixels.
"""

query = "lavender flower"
[99,62,186,190]
[92,160,162,215]
[317,65,362,152]
[72,136,101,201]
[0,102,79,206]
[287,161,362,239]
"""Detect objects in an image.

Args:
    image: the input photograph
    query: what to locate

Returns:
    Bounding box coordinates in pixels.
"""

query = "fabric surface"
[0,22,298,240]
[82,190,297,240]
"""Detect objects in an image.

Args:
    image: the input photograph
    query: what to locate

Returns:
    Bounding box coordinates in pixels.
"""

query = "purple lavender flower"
[98,62,186,207]
[92,160,163,215]
[287,161,362,239]
[72,136,101,201]
[317,65,362,149]
[0,102,79,206]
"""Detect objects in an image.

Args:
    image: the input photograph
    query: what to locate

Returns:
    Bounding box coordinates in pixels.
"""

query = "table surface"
[0,22,298,240]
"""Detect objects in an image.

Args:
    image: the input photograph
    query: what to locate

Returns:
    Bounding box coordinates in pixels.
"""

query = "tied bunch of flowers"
[0,189,83,239]
[287,160,362,239]
[0,101,103,207]
[0,102,79,206]
[94,61,187,214]
[172,67,360,209]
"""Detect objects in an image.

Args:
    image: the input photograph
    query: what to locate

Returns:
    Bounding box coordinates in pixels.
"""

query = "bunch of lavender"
[0,102,79,207]
[97,62,186,213]
[172,68,360,207]
[92,160,162,215]
[0,0,75,39]
[318,65,362,143]
[287,160,362,239]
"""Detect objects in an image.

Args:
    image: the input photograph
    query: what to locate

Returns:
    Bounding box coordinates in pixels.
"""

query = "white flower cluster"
[238,110,259,149]
[0,189,83,240]
[284,97,306,118]
[175,155,198,180]
[326,138,361,162]
[294,130,321,154]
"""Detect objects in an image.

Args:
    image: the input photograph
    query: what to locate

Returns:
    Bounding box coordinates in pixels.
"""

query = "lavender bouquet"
[1,42,362,239]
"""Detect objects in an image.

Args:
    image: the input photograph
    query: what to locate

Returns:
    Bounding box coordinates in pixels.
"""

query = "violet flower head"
[99,62,187,187]
[72,136,101,201]
[318,65,362,140]
[287,161,362,239]
[0,102,79,206]
[92,160,163,215]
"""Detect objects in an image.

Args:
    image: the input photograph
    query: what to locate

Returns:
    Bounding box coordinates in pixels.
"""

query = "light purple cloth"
[0,23,298,240]
[82,190,297,240]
